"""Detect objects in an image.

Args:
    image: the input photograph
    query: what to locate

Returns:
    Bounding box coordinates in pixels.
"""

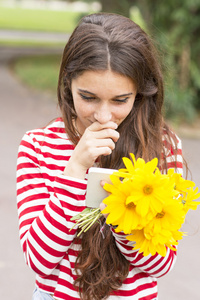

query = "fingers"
[85,145,113,158]
[86,121,120,143]
[66,121,120,173]
[99,202,107,211]
[84,136,116,152]
[100,180,106,187]
[95,128,120,143]
[99,202,108,218]
[89,121,118,131]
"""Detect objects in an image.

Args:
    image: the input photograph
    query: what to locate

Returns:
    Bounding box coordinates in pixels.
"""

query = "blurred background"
[0,0,200,299]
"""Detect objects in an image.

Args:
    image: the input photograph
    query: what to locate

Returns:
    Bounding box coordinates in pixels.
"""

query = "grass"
[12,54,61,96]
[0,6,82,32]
[0,39,66,47]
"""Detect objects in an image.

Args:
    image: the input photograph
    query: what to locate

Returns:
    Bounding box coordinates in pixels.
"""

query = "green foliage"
[100,0,133,17]
[165,83,197,123]
[130,6,147,31]
[136,0,200,123]
[190,61,200,90]
[12,55,61,97]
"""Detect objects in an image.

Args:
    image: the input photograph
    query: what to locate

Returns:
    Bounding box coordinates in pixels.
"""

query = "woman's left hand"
[99,180,109,218]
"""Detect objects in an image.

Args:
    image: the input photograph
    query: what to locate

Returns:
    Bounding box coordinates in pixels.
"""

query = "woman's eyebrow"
[115,93,133,98]
[78,89,96,95]
[78,89,133,98]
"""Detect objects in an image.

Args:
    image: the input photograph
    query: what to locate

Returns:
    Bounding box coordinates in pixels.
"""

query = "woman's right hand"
[63,121,120,179]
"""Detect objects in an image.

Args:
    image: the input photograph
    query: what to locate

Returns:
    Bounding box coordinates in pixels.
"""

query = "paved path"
[0,46,60,299]
[0,45,200,299]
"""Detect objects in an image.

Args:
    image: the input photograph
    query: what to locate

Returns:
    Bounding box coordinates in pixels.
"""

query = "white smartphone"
[85,167,117,208]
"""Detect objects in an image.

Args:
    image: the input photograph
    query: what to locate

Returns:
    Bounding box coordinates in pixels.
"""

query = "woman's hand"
[99,202,108,218]
[63,121,119,179]
[99,180,109,218]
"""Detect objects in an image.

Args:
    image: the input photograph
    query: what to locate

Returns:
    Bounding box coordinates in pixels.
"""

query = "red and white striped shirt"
[16,118,183,300]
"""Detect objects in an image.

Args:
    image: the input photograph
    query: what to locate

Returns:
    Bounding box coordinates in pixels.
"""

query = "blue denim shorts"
[32,287,54,300]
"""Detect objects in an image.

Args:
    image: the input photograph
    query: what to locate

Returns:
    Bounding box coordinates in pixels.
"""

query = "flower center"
[126,202,136,209]
[156,211,165,218]
[143,185,153,195]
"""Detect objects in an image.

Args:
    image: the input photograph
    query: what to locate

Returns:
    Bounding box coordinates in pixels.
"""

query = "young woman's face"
[71,70,137,135]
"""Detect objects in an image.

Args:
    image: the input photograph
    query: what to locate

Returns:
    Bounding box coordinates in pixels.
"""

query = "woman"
[17,13,183,300]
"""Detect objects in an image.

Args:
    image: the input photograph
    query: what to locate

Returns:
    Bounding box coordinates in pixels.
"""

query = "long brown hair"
[57,13,180,300]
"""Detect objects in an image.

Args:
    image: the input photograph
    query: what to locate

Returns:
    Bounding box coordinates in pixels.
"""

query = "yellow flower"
[145,198,185,235]
[181,187,200,213]
[125,168,178,217]
[126,196,186,256]
[102,176,145,234]
[110,154,179,218]
[127,227,184,257]
[127,229,167,257]
[167,168,195,194]
[144,199,185,247]
[114,153,158,180]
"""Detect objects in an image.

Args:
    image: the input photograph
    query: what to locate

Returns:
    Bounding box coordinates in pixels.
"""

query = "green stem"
[83,212,102,232]
[70,208,101,232]
[77,212,102,237]
[78,211,101,229]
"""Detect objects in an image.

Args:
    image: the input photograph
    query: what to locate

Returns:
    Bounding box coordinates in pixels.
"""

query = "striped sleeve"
[162,131,183,175]
[17,133,87,277]
[111,230,177,278]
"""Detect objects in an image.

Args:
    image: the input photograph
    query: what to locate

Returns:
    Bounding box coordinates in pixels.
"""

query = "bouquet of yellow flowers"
[71,154,200,257]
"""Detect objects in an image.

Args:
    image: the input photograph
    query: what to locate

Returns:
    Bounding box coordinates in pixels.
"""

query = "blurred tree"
[135,0,200,121]
[100,0,133,17]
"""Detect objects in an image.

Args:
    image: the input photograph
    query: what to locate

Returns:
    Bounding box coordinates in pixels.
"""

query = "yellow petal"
[110,175,122,186]
[105,206,126,224]
[122,157,135,174]
[156,244,167,257]
[135,158,146,169]
[103,183,115,193]
[113,171,132,179]
[103,195,122,205]
[136,197,150,217]
[124,209,140,233]
[126,194,143,205]
[145,157,158,173]
[167,168,175,176]
[130,153,136,165]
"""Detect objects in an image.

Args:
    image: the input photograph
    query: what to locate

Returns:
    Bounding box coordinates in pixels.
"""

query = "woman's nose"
[94,106,112,124]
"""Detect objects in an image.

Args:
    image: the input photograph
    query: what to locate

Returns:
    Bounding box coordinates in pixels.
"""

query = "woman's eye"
[114,97,129,103]
[79,93,96,101]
